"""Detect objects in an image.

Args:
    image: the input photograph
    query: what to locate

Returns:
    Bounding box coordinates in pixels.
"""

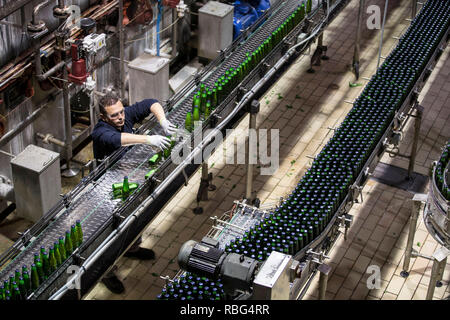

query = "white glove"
[160,118,177,135]
[145,135,171,149]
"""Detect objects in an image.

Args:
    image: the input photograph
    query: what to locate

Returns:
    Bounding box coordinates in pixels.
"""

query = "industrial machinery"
[0,0,351,299]
[0,0,448,301]
[174,200,335,300]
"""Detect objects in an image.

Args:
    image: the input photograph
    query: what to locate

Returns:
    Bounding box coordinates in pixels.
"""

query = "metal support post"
[401,194,427,277]
[352,0,365,79]
[246,100,260,203]
[426,246,449,300]
[411,0,417,21]
[317,32,329,60]
[407,105,423,179]
[376,0,389,70]
[193,162,216,214]
[318,263,331,300]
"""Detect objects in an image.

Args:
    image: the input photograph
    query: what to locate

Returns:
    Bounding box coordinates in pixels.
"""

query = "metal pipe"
[407,106,422,179]
[36,132,66,148]
[0,100,51,148]
[245,110,257,200]
[171,8,178,59]
[426,257,443,300]
[318,264,331,300]
[376,0,389,70]
[62,55,73,167]
[32,0,51,25]
[118,0,125,99]
[401,198,421,275]
[411,0,417,20]
[36,61,65,81]
[353,0,365,69]
[0,0,35,21]
[34,40,43,81]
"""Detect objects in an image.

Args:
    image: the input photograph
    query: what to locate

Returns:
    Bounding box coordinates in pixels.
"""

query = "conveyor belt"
[0,0,327,292]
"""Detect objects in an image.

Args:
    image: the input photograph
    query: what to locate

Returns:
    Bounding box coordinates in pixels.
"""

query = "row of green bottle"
[184,2,309,133]
[112,176,139,199]
[0,221,83,300]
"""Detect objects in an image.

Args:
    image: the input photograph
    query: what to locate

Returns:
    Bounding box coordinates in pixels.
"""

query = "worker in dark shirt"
[92,91,176,160]
[91,91,176,294]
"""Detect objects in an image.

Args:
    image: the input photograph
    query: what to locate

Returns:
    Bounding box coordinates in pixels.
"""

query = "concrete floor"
[1,0,448,300]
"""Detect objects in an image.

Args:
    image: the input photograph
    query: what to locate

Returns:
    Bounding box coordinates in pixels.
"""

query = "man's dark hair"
[99,91,120,115]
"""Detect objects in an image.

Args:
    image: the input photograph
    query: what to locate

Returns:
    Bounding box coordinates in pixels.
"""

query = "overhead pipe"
[36,132,66,148]
[36,61,66,81]
[0,98,54,148]
[171,8,178,59]
[119,0,125,99]
[0,0,35,21]
[32,0,51,26]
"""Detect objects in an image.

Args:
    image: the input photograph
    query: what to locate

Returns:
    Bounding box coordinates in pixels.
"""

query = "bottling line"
[0,0,448,301]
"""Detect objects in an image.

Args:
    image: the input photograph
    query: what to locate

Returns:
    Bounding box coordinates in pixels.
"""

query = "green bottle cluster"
[145,130,177,180]
[434,141,449,200]
[159,0,449,300]
[185,2,308,133]
[0,220,83,300]
[156,273,225,300]
[112,176,139,199]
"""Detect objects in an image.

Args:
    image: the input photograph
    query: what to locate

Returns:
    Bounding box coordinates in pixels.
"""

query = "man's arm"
[121,132,171,149]
[121,132,149,146]
[149,101,166,123]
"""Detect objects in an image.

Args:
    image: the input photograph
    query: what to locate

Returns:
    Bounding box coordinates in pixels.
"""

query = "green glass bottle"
[145,168,157,180]
[200,93,207,113]
[185,111,193,132]
[14,269,21,284]
[30,264,39,290]
[18,277,26,299]
[5,290,11,300]
[148,153,160,166]
[193,106,200,123]
[13,287,22,301]
[42,251,50,277]
[22,270,31,294]
[3,280,9,293]
[40,246,46,264]
[65,230,73,256]
[205,102,211,118]
[70,225,78,250]
[122,176,130,199]
[35,258,45,282]
[59,237,67,261]
[8,274,14,291]
[49,247,57,273]
[54,241,62,266]
[0,285,4,301]
[76,220,83,247]
[306,0,312,13]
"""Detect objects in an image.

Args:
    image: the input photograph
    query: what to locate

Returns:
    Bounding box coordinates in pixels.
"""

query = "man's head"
[99,91,125,129]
